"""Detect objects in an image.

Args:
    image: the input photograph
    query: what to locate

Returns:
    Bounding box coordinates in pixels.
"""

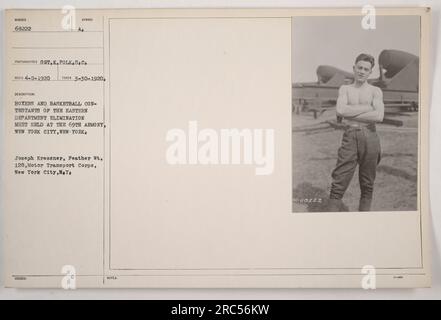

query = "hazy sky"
[292,16,420,83]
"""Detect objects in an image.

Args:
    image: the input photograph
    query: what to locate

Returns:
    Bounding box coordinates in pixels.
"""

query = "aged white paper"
[3,8,431,288]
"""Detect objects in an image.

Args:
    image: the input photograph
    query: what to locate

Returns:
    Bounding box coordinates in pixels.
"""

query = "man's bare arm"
[351,111,382,122]
[335,86,373,117]
[352,88,384,122]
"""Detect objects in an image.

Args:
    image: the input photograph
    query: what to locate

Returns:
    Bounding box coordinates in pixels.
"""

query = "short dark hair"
[355,53,375,69]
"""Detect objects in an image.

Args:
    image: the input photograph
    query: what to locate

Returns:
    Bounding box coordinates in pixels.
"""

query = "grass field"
[292,110,418,212]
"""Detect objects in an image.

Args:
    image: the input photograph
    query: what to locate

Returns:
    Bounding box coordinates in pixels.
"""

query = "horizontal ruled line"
[12,46,103,49]
[12,80,104,82]
[12,30,103,33]
[12,273,428,277]
[12,63,104,65]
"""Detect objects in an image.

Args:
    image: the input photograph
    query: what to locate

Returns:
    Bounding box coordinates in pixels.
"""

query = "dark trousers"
[330,126,381,200]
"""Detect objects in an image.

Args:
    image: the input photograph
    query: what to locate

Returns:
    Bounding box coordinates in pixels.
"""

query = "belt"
[344,123,376,132]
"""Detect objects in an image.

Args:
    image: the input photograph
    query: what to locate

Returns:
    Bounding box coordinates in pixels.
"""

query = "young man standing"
[328,53,385,212]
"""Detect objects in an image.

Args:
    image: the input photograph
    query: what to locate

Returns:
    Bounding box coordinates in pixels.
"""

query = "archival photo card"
[3,8,431,288]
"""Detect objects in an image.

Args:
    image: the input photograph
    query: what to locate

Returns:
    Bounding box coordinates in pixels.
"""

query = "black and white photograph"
[292,15,420,212]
